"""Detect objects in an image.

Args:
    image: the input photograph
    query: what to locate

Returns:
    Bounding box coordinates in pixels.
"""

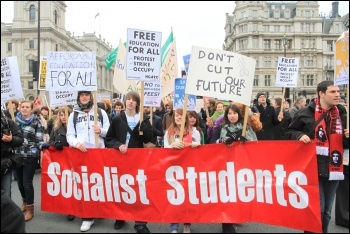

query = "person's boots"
[21,199,26,212]
[25,204,34,221]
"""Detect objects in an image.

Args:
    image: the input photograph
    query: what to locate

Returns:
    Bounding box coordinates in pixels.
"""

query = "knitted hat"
[256,92,266,99]
[41,106,49,111]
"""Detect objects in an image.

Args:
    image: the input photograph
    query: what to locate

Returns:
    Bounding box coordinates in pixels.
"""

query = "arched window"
[29,5,36,20]
[54,10,58,25]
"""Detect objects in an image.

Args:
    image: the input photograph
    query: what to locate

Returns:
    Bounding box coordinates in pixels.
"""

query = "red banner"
[41,141,321,232]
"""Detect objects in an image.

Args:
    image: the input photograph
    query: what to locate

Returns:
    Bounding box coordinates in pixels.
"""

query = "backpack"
[73,108,103,134]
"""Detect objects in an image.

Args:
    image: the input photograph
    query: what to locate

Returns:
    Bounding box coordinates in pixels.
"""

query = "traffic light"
[32,60,39,81]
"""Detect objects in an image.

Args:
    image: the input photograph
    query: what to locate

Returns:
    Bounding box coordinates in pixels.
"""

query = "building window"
[281,4,285,10]
[285,25,291,32]
[306,56,313,67]
[253,38,259,49]
[254,57,260,68]
[252,10,258,17]
[241,11,247,19]
[55,44,59,51]
[8,43,12,52]
[305,11,310,18]
[29,59,34,72]
[252,23,258,31]
[263,39,271,49]
[29,5,36,21]
[285,11,290,18]
[263,25,269,32]
[239,39,248,50]
[274,11,280,19]
[28,81,34,89]
[274,39,282,49]
[274,25,280,32]
[271,4,275,10]
[54,10,58,25]
[264,75,271,86]
[286,39,292,49]
[327,41,333,51]
[29,40,34,49]
[264,11,268,18]
[254,75,259,86]
[264,57,271,68]
[307,75,314,86]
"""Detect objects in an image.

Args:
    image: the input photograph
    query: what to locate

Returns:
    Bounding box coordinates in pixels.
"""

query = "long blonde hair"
[53,107,72,132]
[167,108,191,144]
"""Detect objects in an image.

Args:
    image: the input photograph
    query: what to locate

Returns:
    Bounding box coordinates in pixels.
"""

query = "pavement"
[9,169,349,233]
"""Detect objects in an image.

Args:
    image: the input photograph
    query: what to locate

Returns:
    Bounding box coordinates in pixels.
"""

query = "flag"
[105,47,117,70]
[160,39,178,99]
[95,12,100,18]
[113,39,140,94]
[161,30,174,65]
[33,95,43,109]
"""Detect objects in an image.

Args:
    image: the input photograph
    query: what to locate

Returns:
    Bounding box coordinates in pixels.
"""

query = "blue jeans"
[319,176,339,233]
[1,169,12,198]
[14,157,38,205]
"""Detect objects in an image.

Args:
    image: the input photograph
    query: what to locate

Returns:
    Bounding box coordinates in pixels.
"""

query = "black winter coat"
[105,111,153,149]
[49,125,69,147]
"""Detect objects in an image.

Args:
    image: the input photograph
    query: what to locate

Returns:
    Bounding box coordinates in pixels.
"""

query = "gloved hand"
[191,142,200,148]
[54,143,64,150]
[171,141,184,149]
[219,137,234,145]
[226,129,242,142]
[41,143,51,150]
[239,135,247,143]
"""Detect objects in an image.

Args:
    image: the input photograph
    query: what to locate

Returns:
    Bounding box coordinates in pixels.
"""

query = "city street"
[9,169,349,233]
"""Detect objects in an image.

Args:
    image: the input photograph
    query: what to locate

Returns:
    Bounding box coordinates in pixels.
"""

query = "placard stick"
[280,87,286,114]
[139,81,144,135]
[179,93,189,141]
[8,100,16,121]
[93,91,98,147]
[64,106,68,125]
[242,105,249,137]
[150,110,153,126]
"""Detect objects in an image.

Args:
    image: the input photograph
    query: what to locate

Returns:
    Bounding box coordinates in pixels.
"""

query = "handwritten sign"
[185,46,255,106]
[1,56,24,104]
[275,57,299,87]
[50,91,77,107]
[174,78,196,110]
[45,52,97,91]
[144,81,161,107]
[126,28,161,81]
[334,31,349,86]
[39,56,47,90]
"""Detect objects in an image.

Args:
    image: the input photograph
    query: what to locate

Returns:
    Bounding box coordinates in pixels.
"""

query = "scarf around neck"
[16,112,35,126]
[314,98,343,180]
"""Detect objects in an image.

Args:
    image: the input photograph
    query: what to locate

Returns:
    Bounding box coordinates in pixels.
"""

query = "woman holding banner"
[164,108,201,233]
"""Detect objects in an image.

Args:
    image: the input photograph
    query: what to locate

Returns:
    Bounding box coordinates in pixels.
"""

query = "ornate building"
[1,1,115,101]
[224,1,348,102]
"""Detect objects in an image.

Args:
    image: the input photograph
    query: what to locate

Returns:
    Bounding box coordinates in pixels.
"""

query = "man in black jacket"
[105,91,153,233]
[288,81,349,233]
[1,110,24,198]
[251,92,283,140]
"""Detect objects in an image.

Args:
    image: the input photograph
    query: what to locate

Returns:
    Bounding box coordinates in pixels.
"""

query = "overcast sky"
[1,1,349,72]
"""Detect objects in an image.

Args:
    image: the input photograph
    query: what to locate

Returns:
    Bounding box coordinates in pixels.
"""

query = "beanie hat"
[256,92,266,99]
[41,106,49,111]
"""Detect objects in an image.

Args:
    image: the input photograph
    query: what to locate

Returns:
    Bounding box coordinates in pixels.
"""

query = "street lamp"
[282,34,290,99]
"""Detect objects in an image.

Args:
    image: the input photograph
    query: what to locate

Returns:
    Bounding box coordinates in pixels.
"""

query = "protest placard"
[50,91,77,107]
[185,46,255,106]
[126,28,162,81]
[174,78,196,110]
[45,52,97,91]
[275,57,299,87]
[1,56,24,104]
[144,81,161,107]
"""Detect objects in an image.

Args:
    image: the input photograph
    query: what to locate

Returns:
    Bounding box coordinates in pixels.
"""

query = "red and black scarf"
[314,98,344,180]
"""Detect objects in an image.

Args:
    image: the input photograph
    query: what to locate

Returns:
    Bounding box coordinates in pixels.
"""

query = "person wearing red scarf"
[289,81,349,233]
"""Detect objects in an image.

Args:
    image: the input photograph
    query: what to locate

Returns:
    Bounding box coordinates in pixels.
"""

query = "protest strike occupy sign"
[50,91,77,107]
[45,52,97,91]
[275,57,299,87]
[1,56,24,103]
[126,28,162,81]
[41,141,321,232]
[185,47,255,106]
